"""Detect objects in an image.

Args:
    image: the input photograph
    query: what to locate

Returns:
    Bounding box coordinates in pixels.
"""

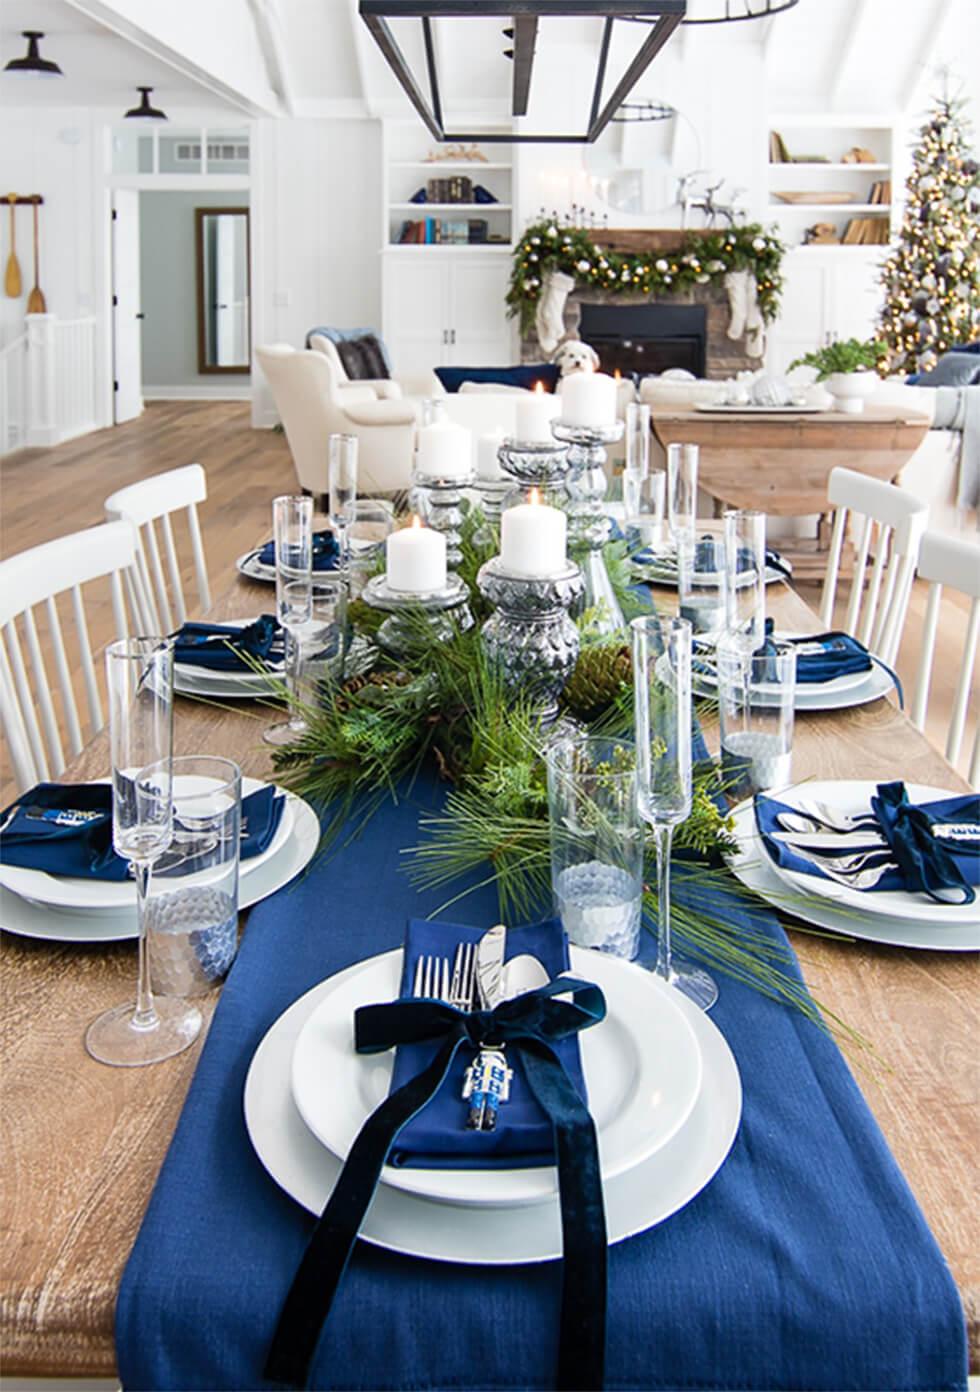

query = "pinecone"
[335,668,409,712]
[562,643,632,719]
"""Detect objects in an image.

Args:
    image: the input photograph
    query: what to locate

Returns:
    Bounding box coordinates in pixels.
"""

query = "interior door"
[112,189,143,424]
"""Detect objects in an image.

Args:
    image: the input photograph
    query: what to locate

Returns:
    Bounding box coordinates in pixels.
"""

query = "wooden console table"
[651,405,931,580]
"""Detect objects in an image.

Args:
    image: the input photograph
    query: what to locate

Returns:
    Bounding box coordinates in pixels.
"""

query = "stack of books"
[396,218,489,245]
[841,183,891,245]
[425,175,473,203]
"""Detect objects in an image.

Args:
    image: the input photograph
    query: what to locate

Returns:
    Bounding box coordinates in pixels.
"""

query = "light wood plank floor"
[1,400,976,790]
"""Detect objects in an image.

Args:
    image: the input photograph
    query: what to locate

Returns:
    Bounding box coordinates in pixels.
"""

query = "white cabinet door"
[828,254,886,343]
[383,255,450,378]
[766,253,828,375]
[449,257,514,365]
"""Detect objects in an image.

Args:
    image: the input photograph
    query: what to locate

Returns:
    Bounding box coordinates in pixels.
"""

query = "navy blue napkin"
[388,918,586,1168]
[756,619,873,684]
[257,531,339,573]
[0,783,286,880]
[755,783,980,902]
[173,615,282,673]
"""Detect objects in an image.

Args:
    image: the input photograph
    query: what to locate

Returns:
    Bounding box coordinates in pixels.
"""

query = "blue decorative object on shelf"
[473,185,498,204]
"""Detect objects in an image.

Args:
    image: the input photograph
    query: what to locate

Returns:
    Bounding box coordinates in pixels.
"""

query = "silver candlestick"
[476,556,584,724]
[497,437,572,511]
[412,470,475,568]
[361,573,473,659]
[552,419,626,635]
[472,476,511,549]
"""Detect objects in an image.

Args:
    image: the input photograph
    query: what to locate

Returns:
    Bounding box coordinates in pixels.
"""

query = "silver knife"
[462,924,512,1133]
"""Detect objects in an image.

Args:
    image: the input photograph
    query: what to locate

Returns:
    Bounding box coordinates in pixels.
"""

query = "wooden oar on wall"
[26,196,45,313]
[4,193,22,299]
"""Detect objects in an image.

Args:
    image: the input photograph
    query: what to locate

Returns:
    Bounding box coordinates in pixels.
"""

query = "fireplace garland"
[506,218,784,338]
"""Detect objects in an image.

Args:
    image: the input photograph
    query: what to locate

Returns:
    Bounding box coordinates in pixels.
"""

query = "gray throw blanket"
[933,384,980,513]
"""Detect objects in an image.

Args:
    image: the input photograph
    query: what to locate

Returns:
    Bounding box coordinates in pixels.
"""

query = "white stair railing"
[0,332,28,455]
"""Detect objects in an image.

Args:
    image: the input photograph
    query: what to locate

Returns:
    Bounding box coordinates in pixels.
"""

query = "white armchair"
[255,344,419,495]
[307,332,442,402]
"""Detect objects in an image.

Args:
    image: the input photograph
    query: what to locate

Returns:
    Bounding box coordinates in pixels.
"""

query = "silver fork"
[412,954,450,1000]
[412,944,477,1008]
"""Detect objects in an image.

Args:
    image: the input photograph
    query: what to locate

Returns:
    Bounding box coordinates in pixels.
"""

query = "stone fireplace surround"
[520,228,764,379]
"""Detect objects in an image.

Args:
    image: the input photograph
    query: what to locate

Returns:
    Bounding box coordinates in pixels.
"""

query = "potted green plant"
[789,337,888,414]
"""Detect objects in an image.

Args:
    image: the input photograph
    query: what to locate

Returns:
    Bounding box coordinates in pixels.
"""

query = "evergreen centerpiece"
[789,337,888,414]
[507,219,784,339]
[879,93,980,375]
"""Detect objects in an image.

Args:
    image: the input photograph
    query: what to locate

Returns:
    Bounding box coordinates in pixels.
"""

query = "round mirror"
[583,102,702,217]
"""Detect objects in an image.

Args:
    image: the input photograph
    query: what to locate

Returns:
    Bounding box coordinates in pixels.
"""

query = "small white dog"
[552,339,600,378]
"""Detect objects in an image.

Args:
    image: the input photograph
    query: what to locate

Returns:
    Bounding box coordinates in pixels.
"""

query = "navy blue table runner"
[115,778,967,1391]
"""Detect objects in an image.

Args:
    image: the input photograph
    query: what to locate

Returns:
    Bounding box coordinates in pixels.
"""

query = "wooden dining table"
[1,559,977,1380]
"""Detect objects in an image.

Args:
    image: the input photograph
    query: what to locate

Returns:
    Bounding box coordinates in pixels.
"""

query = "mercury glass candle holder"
[497,437,572,512]
[361,572,473,659]
[476,556,584,724]
[411,469,476,568]
[551,419,626,636]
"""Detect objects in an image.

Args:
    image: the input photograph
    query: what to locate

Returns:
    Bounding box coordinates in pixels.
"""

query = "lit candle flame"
[614,368,621,380]
[530,487,541,506]
[411,514,421,530]
[533,381,544,395]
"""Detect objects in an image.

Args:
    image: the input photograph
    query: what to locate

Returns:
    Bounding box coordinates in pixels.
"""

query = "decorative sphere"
[750,374,793,408]
[752,236,766,251]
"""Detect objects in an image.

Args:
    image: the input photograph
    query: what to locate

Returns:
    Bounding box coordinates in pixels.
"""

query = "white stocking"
[535,270,575,355]
[725,268,766,359]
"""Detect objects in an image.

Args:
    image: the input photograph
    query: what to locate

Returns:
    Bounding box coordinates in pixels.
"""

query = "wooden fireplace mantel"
[598,228,720,255]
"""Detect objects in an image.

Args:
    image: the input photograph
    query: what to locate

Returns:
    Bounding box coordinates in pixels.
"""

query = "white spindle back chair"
[819,466,929,666]
[909,530,980,787]
[0,521,148,795]
[103,463,211,633]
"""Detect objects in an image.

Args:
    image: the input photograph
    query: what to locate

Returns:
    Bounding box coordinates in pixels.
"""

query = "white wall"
[140,189,250,393]
[251,116,383,425]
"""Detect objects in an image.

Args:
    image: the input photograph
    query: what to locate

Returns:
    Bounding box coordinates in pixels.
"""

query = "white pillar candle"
[477,428,507,481]
[515,383,559,443]
[415,419,472,480]
[500,488,567,578]
[386,516,447,592]
[560,369,618,428]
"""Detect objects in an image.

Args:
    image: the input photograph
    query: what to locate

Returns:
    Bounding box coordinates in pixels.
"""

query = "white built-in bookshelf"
[383,123,514,251]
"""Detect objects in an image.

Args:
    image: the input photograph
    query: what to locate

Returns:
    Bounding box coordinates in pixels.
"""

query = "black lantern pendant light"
[124,87,168,121]
[682,0,798,21]
[3,31,64,79]
[358,1,685,144]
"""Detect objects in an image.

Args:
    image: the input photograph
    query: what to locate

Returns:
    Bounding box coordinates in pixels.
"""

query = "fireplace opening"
[578,302,707,380]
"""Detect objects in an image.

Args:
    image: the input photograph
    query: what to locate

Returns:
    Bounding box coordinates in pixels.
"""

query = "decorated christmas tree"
[879,94,980,375]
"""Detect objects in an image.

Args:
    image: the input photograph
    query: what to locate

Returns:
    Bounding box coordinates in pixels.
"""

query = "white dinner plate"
[749,781,979,929]
[236,549,276,583]
[691,634,870,706]
[632,557,788,589]
[725,798,980,951]
[174,617,284,698]
[290,948,703,1208]
[693,657,895,712]
[244,951,741,1263]
[0,792,320,942]
[0,777,294,912]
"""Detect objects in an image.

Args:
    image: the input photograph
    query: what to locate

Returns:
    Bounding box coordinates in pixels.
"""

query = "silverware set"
[773,807,896,888]
[412,943,477,1011]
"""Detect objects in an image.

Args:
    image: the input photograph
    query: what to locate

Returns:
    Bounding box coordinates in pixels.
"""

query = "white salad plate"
[726,793,980,950]
[691,634,870,707]
[0,790,320,943]
[236,549,277,583]
[632,556,788,589]
[0,776,293,912]
[174,618,284,699]
[244,950,741,1263]
[290,947,703,1209]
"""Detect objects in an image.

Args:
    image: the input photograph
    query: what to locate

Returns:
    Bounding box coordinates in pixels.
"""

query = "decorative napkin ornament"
[173,614,282,673]
[265,975,608,1392]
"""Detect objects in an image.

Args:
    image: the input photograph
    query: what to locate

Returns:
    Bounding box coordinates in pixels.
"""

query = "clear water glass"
[346,499,395,599]
[667,442,698,539]
[146,757,242,998]
[724,509,767,654]
[295,578,348,711]
[625,401,650,476]
[546,736,644,961]
[631,614,718,1012]
[678,530,727,637]
[718,638,797,800]
[86,637,203,1067]
[263,578,313,747]
[624,468,667,553]
[329,433,359,571]
[273,493,313,624]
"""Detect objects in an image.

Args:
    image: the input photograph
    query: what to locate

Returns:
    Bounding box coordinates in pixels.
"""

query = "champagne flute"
[631,615,718,1012]
[263,576,312,746]
[667,442,698,541]
[85,637,202,1066]
[724,508,767,654]
[625,401,650,477]
[264,495,312,747]
[329,434,359,572]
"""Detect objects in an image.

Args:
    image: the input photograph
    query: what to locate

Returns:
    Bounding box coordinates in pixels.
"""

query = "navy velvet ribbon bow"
[264,975,608,1392]
[257,531,339,573]
[173,615,282,672]
[872,780,979,904]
